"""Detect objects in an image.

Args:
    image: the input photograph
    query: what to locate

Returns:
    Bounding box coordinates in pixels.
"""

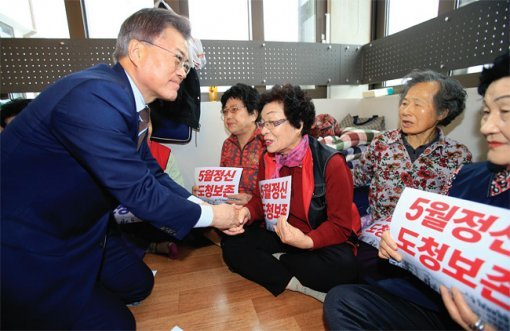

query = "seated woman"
[222,84,359,302]
[192,83,263,245]
[193,83,263,205]
[324,51,509,331]
[352,70,472,222]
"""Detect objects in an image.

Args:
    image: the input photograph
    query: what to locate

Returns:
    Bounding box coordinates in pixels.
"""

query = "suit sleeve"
[139,140,190,196]
[51,80,200,239]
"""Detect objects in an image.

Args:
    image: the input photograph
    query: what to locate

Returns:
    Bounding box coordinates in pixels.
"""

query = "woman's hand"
[226,193,252,205]
[222,205,248,236]
[191,185,199,197]
[274,215,313,249]
[440,286,495,331]
[222,225,245,235]
[378,230,402,261]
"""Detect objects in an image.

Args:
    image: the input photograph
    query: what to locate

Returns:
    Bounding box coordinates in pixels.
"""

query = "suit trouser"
[221,223,357,296]
[71,230,154,330]
[323,284,460,330]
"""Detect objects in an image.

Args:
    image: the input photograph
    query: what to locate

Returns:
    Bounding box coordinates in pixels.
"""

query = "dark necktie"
[137,106,150,149]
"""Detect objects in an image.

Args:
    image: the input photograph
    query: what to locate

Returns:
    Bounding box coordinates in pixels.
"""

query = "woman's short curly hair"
[221,83,260,119]
[400,70,466,127]
[258,84,315,135]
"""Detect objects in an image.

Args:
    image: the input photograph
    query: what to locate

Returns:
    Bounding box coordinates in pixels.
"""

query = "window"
[0,0,69,38]
[385,0,439,86]
[386,0,439,36]
[84,0,154,38]
[0,0,69,99]
[188,0,250,40]
[263,0,315,42]
[188,0,317,42]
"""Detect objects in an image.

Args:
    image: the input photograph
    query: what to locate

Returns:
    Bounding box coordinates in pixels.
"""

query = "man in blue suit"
[1,8,243,330]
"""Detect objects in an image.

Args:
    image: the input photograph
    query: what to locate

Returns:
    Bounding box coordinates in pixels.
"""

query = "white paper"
[390,188,510,331]
[259,176,292,231]
[194,167,242,205]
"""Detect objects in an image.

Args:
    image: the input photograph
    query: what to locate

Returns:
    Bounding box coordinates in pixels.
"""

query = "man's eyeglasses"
[140,40,192,75]
[220,105,245,119]
[256,119,287,130]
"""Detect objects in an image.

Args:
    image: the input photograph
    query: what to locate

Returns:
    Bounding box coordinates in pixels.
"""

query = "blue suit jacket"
[0,63,201,327]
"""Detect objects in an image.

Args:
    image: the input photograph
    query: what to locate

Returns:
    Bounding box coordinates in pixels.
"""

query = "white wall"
[168,87,485,190]
[353,87,487,162]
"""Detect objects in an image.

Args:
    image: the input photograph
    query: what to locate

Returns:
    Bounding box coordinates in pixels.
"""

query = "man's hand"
[226,193,252,205]
[274,215,313,249]
[378,230,402,261]
[210,203,240,230]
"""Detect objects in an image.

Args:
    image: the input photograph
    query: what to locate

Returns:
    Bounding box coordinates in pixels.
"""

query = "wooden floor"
[129,243,326,330]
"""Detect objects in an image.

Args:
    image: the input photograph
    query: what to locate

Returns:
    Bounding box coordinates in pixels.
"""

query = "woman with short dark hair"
[222,84,359,302]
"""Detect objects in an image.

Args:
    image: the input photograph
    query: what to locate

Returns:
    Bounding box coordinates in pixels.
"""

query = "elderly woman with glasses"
[221,84,360,302]
[193,83,263,205]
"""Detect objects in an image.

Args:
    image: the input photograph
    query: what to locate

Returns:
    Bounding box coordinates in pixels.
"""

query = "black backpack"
[308,137,360,245]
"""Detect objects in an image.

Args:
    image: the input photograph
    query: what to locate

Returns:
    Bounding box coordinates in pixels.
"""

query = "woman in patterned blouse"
[352,70,472,222]
[325,51,509,331]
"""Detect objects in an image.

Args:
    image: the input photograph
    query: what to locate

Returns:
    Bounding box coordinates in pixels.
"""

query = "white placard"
[390,188,509,331]
[194,167,242,205]
[259,176,292,231]
[359,216,391,249]
[113,205,142,224]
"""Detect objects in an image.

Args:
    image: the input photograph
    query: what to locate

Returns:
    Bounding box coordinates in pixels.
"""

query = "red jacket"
[245,145,358,249]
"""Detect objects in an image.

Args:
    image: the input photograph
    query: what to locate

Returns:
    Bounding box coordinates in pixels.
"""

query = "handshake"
[210,204,250,235]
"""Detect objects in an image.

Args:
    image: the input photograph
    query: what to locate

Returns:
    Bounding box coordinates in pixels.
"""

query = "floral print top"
[220,129,265,195]
[352,129,472,220]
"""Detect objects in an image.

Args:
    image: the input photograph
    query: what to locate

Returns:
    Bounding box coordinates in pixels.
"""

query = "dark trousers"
[71,230,154,330]
[323,284,460,330]
[323,242,460,330]
[221,223,357,296]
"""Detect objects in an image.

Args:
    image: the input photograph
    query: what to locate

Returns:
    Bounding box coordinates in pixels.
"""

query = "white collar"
[124,71,147,113]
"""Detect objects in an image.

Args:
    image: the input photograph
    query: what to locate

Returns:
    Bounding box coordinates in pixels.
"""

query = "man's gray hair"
[113,8,191,61]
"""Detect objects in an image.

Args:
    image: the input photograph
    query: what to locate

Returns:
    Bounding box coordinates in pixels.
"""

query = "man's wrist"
[194,204,213,227]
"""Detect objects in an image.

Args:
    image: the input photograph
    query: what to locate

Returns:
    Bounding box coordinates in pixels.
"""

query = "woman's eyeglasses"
[256,119,287,130]
[220,105,245,119]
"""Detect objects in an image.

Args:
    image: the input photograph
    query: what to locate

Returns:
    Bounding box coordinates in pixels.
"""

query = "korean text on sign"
[194,167,242,204]
[390,188,510,331]
[359,217,391,249]
[259,176,292,231]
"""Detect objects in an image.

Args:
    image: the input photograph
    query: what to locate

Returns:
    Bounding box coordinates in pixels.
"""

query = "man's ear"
[127,39,143,66]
